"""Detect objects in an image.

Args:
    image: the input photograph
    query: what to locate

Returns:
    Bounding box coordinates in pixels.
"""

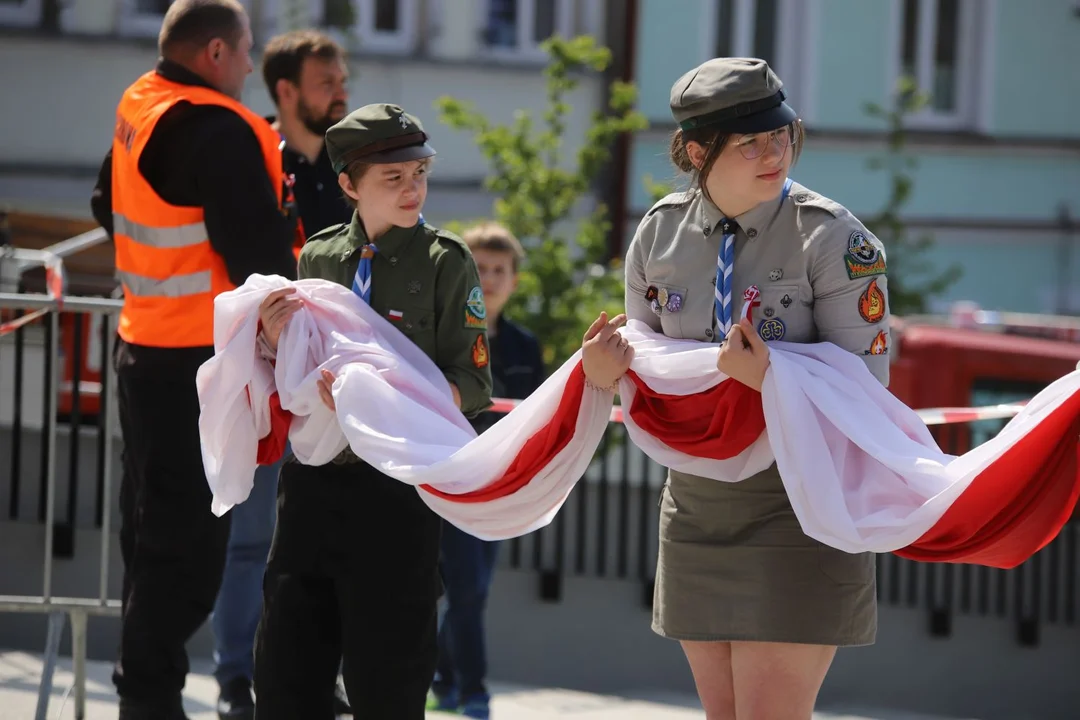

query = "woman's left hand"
[317,369,336,411]
[716,317,771,392]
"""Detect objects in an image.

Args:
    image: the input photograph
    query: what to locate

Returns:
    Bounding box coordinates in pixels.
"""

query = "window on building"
[482,0,575,59]
[374,0,398,31]
[896,0,978,127]
[711,0,779,68]
[118,0,176,36]
[351,0,416,52]
[0,0,42,27]
[751,0,778,69]
[286,0,415,52]
[705,0,811,118]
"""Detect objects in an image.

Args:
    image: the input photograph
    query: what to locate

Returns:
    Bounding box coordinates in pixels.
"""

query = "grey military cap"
[670,57,798,134]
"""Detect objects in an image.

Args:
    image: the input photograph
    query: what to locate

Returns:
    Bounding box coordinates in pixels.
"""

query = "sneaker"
[425,687,459,712]
[460,692,491,719]
[216,677,255,720]
[334,678,352,716]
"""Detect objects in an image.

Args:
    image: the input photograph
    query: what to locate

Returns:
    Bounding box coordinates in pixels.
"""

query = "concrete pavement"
[0,650,981,720]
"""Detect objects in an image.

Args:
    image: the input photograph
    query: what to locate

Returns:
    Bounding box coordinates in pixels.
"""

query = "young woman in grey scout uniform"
[252,103,493,720]
[583,58,890,718]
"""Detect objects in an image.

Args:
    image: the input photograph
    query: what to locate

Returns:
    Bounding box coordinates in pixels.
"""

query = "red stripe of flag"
[625,372,765,460]
[897,390,1080,568]
[420,363,588,503]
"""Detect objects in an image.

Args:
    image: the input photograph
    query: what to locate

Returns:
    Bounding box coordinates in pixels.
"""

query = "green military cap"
[670,57,797,134]
[325,103,437,174]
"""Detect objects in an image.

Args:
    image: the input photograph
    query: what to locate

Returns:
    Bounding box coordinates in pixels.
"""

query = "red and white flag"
[197,276,1080,569]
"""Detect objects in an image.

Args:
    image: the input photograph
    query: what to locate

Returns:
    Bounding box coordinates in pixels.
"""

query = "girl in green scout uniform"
[252,103,493,720]
[582,58,889,719]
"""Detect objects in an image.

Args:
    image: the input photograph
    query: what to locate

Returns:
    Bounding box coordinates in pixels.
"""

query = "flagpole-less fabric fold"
[197,276,1080,568]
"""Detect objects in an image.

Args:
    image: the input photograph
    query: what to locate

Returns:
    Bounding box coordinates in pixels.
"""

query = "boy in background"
[428,222,546,719]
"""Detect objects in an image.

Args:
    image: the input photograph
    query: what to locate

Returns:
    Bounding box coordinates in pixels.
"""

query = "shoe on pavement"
[425,687,459,712]
[460,692,491,719]
[334,678,353,716]
[216,676,255,720]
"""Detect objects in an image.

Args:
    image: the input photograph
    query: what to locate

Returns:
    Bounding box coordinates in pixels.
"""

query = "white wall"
[0,34,604,183]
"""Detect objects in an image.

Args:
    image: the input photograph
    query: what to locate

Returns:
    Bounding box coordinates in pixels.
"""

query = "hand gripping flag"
[197,275,1080,569]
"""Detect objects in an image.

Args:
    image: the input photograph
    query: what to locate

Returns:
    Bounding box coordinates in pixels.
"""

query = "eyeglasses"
[733,124,795,160]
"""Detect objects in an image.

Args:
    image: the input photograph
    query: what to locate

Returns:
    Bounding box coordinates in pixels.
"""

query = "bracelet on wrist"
[584,377,619,393]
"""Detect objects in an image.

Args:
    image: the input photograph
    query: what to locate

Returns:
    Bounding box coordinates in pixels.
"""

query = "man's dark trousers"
[112,339,231,704]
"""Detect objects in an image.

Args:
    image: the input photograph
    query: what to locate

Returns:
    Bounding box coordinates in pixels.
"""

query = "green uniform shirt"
[299,214,494,418]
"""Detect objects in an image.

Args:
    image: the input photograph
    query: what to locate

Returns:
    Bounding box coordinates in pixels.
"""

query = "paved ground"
[0,650,979,720]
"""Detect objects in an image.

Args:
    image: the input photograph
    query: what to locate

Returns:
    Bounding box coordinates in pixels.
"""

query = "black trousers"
[254,458,443,720]
[112,339,231,703]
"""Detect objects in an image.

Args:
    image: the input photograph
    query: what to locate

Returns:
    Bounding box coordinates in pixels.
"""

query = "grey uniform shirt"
[624,181,890,386]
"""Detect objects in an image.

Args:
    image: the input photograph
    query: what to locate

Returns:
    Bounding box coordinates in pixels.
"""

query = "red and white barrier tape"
[0,251,1049,431]
[0,251,66,337]
[0,307,50,336]
[487,397,1029,427]
[914,402,1028,426]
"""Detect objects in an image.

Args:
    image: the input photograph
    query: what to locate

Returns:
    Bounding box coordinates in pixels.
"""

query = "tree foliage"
[863,77,961,315]
[435,35,648,369]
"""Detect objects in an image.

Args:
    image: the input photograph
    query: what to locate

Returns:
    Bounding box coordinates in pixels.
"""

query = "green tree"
[863,77,961,315]
[435,35,648,369]
[642,174,674,205]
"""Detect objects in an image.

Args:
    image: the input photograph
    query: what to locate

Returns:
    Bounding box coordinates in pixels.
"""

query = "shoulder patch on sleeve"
[842,227,885,278]
[645,190,694,217]
[796,187,887,283]
[465,285,488,329]
[428,228,489,329]
[843,229,887,280]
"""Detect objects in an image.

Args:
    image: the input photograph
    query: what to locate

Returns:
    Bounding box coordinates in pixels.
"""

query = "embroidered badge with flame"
[472,335,489,368]
[864,330,888,356]
[858,279,886,323]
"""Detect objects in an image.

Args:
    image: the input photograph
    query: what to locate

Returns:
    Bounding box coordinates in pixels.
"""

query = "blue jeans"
[431,522,499,699]
[211,457,281,687]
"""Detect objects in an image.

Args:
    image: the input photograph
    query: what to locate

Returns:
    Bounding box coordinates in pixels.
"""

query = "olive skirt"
[651,465,877,646]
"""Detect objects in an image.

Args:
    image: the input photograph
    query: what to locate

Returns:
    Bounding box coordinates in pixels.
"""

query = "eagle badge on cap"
[397,113,411,129]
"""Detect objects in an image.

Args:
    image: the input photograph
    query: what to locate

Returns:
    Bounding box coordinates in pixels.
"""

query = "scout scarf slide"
[196,275,1080,569]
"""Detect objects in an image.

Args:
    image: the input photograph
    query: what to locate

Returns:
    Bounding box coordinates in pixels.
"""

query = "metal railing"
[0,229,123,720]
[0,228,1078,720]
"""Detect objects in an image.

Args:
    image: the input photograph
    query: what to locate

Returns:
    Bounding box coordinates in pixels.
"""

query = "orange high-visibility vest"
[111,71,300,348]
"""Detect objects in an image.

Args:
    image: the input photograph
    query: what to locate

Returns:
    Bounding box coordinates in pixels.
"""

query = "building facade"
[625,0,1080,314]
[0,0,609,225]
[1,4,1079,717]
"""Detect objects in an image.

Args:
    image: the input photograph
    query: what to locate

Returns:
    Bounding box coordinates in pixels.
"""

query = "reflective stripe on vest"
[113,213,207,249]
[116,270,212,297]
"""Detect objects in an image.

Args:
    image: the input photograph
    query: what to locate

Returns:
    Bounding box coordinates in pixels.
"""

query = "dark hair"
[158,0,245,58]
[340,162,372,210]
[262,30,346,106]
[669,119,806,196]
[462,222,525,273]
